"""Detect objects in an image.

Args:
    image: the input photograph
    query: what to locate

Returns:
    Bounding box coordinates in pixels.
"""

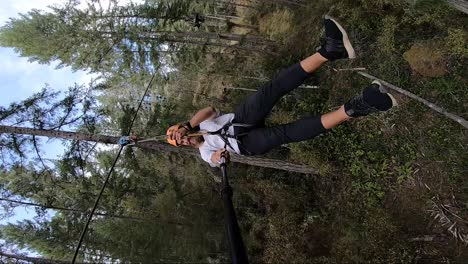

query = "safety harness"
[202,121,253,155]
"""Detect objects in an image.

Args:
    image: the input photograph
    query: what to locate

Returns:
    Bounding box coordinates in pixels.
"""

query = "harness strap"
[207,122,253,155]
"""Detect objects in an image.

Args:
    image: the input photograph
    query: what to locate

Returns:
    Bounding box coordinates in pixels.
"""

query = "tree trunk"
[96,30,277,54]
[0,251,83,264]
[98,30,273,43]
[213,0,259,9]
[131,31,275,45]
[254,0,306,7]
[0,197,190,226]
[447,0,468,14]
[0,125,317,174]
[0,197,140,219]
[140,37,277,55]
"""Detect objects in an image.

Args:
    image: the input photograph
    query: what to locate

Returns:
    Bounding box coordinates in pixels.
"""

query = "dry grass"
[258,10,294,43]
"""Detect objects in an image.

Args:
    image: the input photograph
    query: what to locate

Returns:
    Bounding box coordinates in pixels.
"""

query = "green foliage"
[1,0,467,262]
[377,16,398,55]
[0,2,190,73]
[331,207,415,263]
[248,0,467,262]
[258,10,294,43]
[445,28,468,58]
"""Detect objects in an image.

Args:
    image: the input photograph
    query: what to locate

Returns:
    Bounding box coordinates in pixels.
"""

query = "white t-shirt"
[198,113,240,167]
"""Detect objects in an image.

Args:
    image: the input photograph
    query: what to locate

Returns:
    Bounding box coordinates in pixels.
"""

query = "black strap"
[207,122,252,155]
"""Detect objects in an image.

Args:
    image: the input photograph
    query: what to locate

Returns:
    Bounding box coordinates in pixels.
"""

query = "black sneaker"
[344,81,397,118]
[318,15,356,61]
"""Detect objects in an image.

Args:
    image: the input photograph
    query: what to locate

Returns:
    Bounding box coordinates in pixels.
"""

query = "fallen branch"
[409,236,434,242]
[333,67,367,72]
[447,0,468,14]
[223,84,319,92]
[357,71,468,130]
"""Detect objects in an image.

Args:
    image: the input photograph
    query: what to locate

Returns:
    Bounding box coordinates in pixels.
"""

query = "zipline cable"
[71,73,157,264]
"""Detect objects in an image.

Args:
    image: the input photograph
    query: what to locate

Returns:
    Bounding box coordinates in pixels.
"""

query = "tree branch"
[0,125,317,174]
[357,71,468,130]
[31,135,49,170]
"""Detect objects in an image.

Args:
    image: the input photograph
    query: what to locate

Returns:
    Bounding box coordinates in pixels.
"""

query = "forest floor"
[4,1,466,263]
[209,1,468,263]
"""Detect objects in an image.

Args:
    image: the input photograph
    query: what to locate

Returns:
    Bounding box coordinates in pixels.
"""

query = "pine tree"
[0,124,316,174]
[0,86,100,169]
[0,250,85,264]
[0,0,274,75]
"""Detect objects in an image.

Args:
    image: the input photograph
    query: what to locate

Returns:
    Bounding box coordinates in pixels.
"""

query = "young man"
[167,15,397,167]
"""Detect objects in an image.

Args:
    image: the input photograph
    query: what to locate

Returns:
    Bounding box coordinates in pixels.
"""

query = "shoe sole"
[372,80,398,107]
[324,15,356,59]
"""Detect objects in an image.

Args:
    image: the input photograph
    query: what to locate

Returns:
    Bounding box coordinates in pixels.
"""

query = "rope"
[71,73,157,263]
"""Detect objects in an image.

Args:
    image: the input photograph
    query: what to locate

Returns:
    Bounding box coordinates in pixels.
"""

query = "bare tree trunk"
[253,0,306,7]
[0,197,190,226]
[223,84,318,92]
[99,30,275,45]
[0,251,83,264]
[213,0,259,9]
[0,197,138,221]
[143,31,275,45]
[141,36,278,55]
[0,125,317,174]
[447,0,468,14]
[204,19,258,30]
[97,30,277,55]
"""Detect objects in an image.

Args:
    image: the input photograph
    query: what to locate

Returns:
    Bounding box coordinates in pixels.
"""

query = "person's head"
[178,135,204,148]
[166,124,203,148]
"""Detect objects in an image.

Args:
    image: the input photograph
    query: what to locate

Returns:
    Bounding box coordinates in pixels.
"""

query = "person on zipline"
[166,16,397,167]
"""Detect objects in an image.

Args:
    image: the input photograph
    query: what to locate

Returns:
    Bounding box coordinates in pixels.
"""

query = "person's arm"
[188,106,218,128]
[171,106,218,141]
[200,147,221,167]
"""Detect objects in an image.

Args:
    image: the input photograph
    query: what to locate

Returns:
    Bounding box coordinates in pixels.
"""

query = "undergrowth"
[219,0,468,262]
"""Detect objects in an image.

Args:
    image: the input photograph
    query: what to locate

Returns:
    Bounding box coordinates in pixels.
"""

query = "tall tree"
[0,86,100,169]
[0,0,273,75]
[0,125,316,174]
[0,197,146,221]
[0,250,85,264]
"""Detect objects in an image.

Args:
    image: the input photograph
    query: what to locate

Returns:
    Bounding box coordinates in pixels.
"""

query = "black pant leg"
[239,116,326,155]
[233,63,311,125]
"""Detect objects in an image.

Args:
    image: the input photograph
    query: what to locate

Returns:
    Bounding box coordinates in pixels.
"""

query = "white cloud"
[0,0,144,26]
[0,49,44,75]
[0,0,63,25]
[0,48,89,105]
[0,0,144,104]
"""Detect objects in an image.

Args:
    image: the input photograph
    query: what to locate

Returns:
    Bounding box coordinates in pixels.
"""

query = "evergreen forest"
[0,0,467,263]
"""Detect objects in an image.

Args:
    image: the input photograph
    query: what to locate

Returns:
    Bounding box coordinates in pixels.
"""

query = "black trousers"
[233,63,326,155]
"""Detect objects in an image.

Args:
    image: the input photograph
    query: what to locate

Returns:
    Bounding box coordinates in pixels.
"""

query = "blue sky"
[0,0,140,226]
[0,0,94,158]
[0,1,94,226]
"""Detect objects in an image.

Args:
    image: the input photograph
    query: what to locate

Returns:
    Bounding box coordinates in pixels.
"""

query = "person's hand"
[211,149,229,165]
[170,126,189,142]
[175,126,189,142]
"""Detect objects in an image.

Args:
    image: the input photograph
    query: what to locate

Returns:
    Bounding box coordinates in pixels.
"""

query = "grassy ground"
[212,0,468,263]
